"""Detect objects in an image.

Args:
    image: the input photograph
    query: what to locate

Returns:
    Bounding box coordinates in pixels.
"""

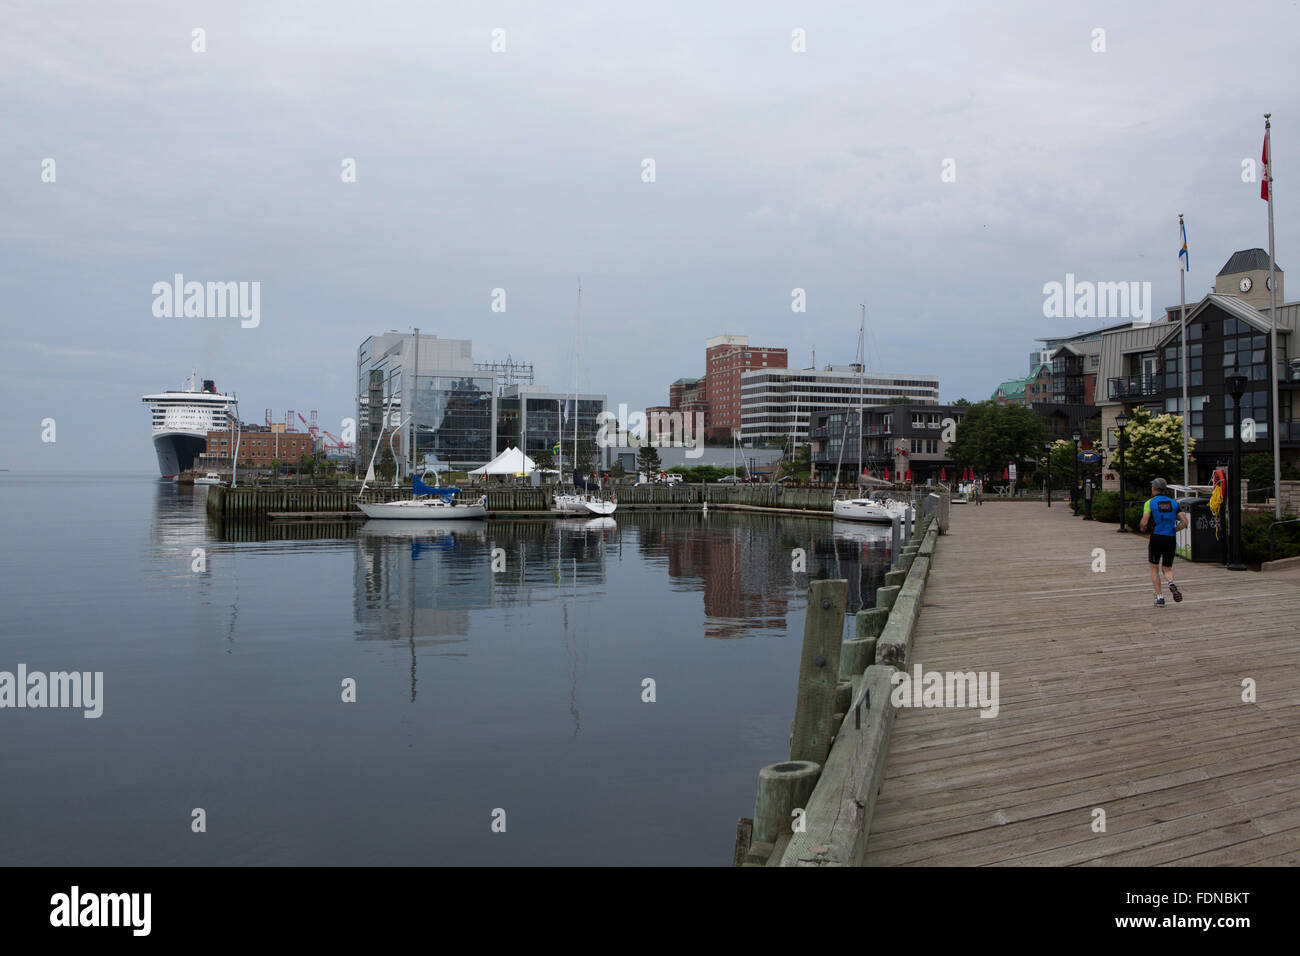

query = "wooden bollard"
[876,584,900,611]
[749,760,821,861]
[835,679,852,713]
[839,638,877,678]
[856,607,889,638]
[885,569,907,588]
[789,579,848,765]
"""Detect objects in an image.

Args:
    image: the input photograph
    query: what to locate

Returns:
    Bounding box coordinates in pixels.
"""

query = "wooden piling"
[789,579,848,766]
[747,760,821,864]
[875,584,900,612]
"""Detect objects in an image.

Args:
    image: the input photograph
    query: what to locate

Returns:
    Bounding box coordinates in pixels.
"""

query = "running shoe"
[1168,582,1182,603]
[1154,595,1165,607]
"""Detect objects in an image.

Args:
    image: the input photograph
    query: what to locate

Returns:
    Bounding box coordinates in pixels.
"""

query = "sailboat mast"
[572,281,581,485]
[858,304,865,489]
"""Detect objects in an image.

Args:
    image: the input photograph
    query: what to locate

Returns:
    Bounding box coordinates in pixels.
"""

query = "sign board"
[1077,451,1101,464]
[1008,463,1017,482]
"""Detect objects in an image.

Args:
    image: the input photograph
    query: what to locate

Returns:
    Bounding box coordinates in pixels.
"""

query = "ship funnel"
[202,379,216,393]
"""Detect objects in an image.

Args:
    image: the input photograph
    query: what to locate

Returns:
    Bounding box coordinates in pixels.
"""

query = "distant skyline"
[2,1,1296,469]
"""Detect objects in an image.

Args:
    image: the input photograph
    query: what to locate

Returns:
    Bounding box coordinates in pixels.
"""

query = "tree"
[1117,406,1189,491]
[377,445,396,481]
[947,401,1046,477]
[610,461,626,481]
[953,398,972,407]
[533,448,554,471]
[636,443,662,476]
[1038,439,1078,490]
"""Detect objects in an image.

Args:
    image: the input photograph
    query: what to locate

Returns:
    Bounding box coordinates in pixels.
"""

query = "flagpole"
[1265,114,1281,520]
[1179,214,1189,488]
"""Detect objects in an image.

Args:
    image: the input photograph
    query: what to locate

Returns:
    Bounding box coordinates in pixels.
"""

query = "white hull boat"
[832,496,908,523]
[554,493,617,516]
[358,495,488,520]
[194,473,226,486]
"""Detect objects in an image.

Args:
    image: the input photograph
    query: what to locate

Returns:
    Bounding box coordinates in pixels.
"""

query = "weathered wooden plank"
[788,579,847,766]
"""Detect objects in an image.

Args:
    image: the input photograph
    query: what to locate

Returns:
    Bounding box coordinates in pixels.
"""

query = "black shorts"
[1148,533,1176,567]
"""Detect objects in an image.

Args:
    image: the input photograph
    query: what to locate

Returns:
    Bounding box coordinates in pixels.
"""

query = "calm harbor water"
[0,474,892,866]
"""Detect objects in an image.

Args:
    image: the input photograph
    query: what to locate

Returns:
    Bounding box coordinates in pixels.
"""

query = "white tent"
[469,446,537,476]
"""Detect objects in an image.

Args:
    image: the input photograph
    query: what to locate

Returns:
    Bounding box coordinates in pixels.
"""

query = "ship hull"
[152,433,208,478]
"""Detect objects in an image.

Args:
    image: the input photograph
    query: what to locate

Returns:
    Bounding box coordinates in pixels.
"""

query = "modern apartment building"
[1096,249,1297,487]
[808,403,964,484]
[740,366,940,446]
[705,336,787,442]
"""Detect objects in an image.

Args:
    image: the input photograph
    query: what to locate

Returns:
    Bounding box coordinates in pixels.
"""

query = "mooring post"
[789,579,847,765]
[890,514,901,568]
[745,760,821,864]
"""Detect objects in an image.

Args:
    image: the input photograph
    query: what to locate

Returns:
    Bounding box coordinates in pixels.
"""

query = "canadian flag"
[1262,135,1270,201]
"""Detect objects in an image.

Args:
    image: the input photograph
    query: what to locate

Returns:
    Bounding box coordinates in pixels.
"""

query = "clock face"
[1239,276,1253,293]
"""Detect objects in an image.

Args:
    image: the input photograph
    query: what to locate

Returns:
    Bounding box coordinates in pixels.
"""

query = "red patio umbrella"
[884,467,890,481]
[940,466,946,482]
[905,468,911,482]
[1002,467,1009,480]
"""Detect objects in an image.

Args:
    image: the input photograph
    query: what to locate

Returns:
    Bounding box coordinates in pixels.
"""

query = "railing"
[1107,375,1161,400]
[1278,362,1300,385]
[1268,518,1300,562]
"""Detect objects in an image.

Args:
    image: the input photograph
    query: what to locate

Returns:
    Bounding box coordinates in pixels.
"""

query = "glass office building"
[357,333,496,473]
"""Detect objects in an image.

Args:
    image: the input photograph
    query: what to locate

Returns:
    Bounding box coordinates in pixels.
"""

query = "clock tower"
[1214,248,1283,308]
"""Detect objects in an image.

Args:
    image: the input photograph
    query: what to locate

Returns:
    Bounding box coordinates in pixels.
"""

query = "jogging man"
[1140,477,1188,606]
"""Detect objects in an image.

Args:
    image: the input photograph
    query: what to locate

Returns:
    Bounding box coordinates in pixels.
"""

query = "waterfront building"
[199,425,314,470]
[356,332,496,474]
[808,402,965,484]
[740,366,940,447]
[496,384,609,470]
[1096,250,1297,488]
[705,336,788,442]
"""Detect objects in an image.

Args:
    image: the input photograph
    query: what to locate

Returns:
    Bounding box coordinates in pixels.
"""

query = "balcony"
[1107,375,1161,401]
[1279,362,1300,387]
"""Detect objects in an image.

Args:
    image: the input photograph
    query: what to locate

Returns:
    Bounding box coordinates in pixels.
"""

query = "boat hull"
[358,499,487,520]
[832,498,905,523]
[152,433,208,478]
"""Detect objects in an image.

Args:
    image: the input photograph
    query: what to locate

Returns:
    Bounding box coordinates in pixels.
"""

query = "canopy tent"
[469,446,537,477]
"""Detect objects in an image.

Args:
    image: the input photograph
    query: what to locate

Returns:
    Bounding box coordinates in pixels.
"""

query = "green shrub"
[1240,512,1300,565]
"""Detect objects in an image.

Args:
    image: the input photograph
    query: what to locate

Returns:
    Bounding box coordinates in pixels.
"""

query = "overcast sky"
[3,0,1297,471]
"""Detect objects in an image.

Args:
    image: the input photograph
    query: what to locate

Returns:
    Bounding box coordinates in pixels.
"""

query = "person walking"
[1140,477,1188,606]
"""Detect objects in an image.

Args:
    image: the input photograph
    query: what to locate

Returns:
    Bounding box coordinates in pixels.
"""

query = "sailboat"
[552,281,617,517]
[356,378,487,520]
[832,305,909,524]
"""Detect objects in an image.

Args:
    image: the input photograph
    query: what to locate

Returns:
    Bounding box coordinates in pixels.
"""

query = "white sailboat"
[356,384,487,520]
[554,281,617,517]
[832,305,908,524]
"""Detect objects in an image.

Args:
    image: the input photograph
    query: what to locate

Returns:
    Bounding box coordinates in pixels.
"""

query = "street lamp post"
[1115,412,1129,533]
[1071,430,1081,516]
[1226,373,1248,571]
[1044,441,1052,507]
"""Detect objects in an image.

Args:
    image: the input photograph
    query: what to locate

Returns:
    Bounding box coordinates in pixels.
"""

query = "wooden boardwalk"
[864,502,1300,866]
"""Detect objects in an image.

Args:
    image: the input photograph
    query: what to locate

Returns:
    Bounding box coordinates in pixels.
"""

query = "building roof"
[1028,362,1051,378]
[672,377,701,386]
[1217,248,1284,276]
[993,379,1026,399]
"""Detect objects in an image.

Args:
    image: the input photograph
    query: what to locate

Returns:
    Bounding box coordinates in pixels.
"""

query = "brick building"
[704,335,786,442]
[200,425,315,469]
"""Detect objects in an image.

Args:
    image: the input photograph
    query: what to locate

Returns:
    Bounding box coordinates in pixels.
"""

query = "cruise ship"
[141,374,237,478]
